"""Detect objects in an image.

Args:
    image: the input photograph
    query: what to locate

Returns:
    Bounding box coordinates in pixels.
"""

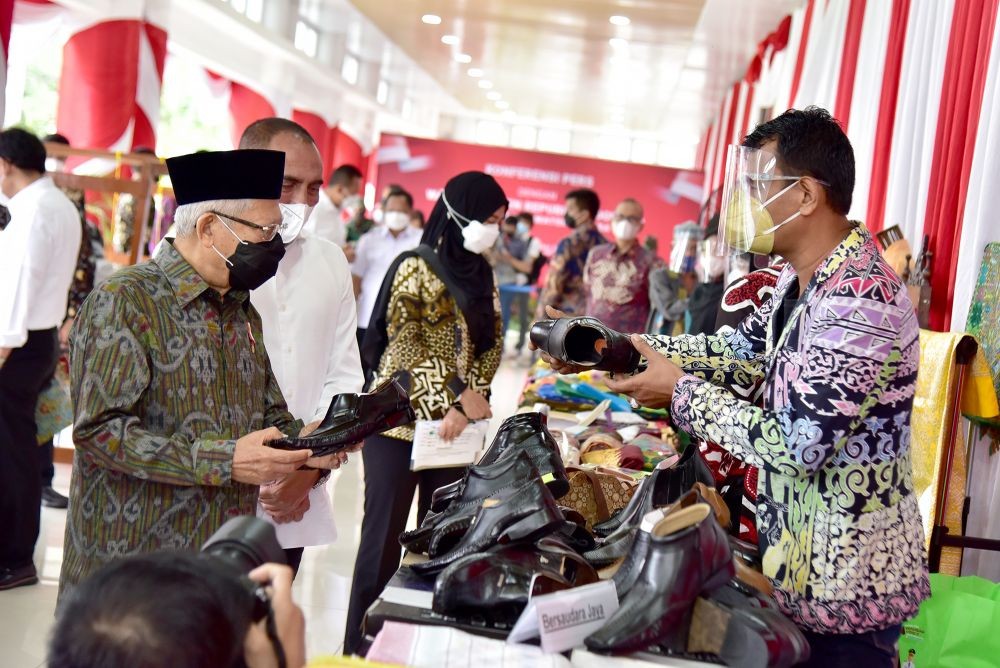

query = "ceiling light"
[478,79,493,89]
[421,14,442,25]
[609,15,630,26]
[441,35,460,45]
[467,68,484,77]
[495,100,510,110]
[487,91,502,100]
[609,37,628,49]
[454,53,472,63]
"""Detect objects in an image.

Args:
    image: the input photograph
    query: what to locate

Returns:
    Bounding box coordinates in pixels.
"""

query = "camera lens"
[201,516,286,573]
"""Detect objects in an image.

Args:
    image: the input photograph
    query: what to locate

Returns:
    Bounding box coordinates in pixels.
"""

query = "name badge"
[508,580,619,653]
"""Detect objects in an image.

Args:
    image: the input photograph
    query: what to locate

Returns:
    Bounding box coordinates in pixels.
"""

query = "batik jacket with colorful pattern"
[647,224,930,634]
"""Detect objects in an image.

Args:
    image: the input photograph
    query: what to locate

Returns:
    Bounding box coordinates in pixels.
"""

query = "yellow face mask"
[722,179,803,255]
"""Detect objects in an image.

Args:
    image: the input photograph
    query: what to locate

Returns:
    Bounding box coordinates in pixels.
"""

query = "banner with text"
[374,134,704,261]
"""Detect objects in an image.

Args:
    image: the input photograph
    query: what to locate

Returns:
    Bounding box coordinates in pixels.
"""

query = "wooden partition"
[43,143,172,266]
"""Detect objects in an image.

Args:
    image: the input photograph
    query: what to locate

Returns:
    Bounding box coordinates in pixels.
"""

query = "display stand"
[927,336,1000,570]
[43,142,171,266]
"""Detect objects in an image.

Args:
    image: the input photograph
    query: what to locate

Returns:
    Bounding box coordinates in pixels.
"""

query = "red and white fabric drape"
[57,18,167,153]
[699,0,1000,332]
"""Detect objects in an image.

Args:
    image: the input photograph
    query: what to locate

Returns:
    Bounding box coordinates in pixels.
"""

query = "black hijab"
[421,171,508,355]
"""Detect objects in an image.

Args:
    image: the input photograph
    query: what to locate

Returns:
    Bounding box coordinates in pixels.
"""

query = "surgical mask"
[722,180,801,255]
[564,212,577,229]
[278,202,312,244]
[442,190,500,255]
[384,211,410,232]
[516,221,530,237]
[612,219,641,241]
[211,216,286,290]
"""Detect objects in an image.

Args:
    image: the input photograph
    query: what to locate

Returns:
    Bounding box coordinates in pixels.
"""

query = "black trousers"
[283,547,304,576]
[800,624,901,667]
[38,438,55,487]
[344,434,465,654]
[0,329,59,569]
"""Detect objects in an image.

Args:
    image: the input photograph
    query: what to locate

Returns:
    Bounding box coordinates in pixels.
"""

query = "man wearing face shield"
[239,119,365,576]
[544,108,928,664]
[59,149,345,595]
[685,214,728,335]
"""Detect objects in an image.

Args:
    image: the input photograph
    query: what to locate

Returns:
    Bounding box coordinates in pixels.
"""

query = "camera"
[201,516,286,622]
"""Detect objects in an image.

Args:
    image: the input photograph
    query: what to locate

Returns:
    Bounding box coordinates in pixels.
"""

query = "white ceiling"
[343,0,805,138]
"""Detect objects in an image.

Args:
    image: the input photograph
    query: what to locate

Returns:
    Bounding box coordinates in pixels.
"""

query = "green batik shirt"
[60,241,302,594]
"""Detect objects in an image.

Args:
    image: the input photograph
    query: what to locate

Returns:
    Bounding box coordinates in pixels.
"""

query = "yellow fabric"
[309,657,396,667]
[962,349,1000,420]
[911,331,978,576]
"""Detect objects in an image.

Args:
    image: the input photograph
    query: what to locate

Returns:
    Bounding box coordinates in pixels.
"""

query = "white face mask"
[384,210,410,232]
[612,219,641,241]
[442,191,500,254]
[278,203,313,244]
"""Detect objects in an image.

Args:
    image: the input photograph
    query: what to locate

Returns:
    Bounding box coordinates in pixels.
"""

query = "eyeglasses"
[210,210,282,242]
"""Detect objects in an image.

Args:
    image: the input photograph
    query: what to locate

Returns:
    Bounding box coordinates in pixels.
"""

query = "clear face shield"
[717,145,826,257]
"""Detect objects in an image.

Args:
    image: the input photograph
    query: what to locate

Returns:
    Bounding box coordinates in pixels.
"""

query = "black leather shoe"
[432,537,599,623]
[410,478,568,576]
[584,503,734,654]
[529,316,641,373]
[266,376,415,457]
[688,592,810,667]
[430,412,568,510]
[41,486,69,509]
[592,444,713,538]
[0,564,38,591]
[400,451,539,555]
[586,489,701,569]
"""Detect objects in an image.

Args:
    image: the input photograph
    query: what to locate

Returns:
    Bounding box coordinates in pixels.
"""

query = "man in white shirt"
[239,119,365,575]
[304,163,362,258]
[351,188,421,350]
[0,128,81,590]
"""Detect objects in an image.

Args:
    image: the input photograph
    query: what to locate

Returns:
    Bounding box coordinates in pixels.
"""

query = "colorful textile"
[536,225,607,317]
[61,241,302,593]
[372,256,502,442]
[649,224,929,634]
[965,243,1000,434]
[35,359,72,444]
[60,187,97,320]
[583,242,664,333]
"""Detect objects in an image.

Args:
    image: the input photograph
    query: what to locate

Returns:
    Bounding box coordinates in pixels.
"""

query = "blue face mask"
[516,222,530,237]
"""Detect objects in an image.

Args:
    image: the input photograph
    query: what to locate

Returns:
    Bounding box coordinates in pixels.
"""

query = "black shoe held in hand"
[529,316,642,374]
[265,375,415,457]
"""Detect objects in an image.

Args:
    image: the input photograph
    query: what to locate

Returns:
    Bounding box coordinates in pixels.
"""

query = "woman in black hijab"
[346,172,507,653]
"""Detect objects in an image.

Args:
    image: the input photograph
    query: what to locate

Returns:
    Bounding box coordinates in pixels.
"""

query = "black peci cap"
[166,149,285,205]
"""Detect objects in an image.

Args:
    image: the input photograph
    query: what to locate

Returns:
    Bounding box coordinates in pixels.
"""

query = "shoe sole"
[0,575,39,591]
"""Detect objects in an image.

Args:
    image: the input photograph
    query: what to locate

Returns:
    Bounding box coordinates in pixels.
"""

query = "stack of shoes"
[408,474,570,576]
[584,498,809,667]
[400,413,569,555]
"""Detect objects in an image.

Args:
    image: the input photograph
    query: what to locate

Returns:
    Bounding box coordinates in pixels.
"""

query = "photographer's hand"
[244,563,306,668]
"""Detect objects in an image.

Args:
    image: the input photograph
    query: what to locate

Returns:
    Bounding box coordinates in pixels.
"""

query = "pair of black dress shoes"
[265,374,416,457]
[399,412,569,556]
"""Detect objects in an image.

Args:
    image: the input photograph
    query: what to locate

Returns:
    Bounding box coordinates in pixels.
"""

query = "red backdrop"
[373,134,704,260]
